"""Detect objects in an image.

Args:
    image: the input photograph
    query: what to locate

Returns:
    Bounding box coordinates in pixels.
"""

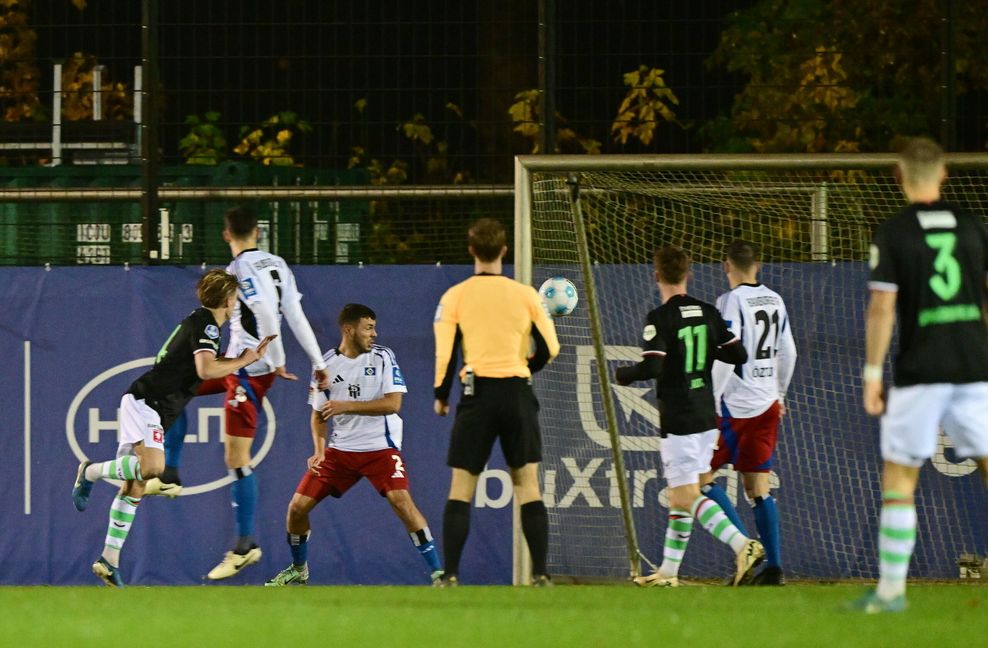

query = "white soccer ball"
[539,276,579,316]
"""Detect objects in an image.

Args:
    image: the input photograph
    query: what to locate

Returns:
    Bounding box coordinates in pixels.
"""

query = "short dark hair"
[224,206,258,239]
[726,239,759,271]
[468,218,506,262]
[897,137,945,187]
[654,245,690,284]
[197,269,238,309]
[338,303,376,328]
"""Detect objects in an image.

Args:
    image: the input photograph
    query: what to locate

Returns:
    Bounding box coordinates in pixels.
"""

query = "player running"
[616,245,764,588]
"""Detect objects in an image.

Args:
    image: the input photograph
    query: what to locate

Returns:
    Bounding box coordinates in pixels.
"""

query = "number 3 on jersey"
[925,232,961,301]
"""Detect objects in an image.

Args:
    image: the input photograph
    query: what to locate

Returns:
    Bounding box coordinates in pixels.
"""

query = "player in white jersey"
[701,240,797,585]
[145,206,330,581]
[266,304,443,586]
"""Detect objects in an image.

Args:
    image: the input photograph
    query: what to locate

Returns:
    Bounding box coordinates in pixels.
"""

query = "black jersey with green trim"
[869,200,988,386]
[617,294,746,436]
[127,307,221,428]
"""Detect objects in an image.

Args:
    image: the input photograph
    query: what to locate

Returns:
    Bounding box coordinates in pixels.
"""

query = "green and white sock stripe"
[658,509,693,578]
[102,495,140,568]
[876,491,916,600]
[692,496,747,553]
[99,456,142,481]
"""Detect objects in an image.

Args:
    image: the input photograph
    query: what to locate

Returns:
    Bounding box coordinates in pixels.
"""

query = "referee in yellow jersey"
[433,218,560,587]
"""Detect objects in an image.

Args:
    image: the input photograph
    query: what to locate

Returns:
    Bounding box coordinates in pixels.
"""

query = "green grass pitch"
[4,583,986,647]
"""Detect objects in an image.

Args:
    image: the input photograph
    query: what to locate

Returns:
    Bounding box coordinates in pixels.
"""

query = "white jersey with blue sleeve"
[307,344,408,452]
[712,283,797,418]
[225,248,326,377]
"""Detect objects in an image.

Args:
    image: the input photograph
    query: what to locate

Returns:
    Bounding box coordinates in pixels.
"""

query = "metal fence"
[2,0,986,265]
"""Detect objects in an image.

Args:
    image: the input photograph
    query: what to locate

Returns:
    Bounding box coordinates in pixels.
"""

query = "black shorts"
[447,378,542,474]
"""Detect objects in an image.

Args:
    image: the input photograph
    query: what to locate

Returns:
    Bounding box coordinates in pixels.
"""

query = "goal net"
[514,154,988,583]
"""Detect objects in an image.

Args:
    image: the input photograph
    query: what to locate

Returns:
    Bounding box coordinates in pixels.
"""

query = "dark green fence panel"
[0,164,369,266]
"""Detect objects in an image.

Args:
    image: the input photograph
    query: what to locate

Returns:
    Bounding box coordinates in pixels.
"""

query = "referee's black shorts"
[447,377,542,474]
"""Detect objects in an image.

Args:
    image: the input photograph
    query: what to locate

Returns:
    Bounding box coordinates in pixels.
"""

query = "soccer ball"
[538,276,579,316]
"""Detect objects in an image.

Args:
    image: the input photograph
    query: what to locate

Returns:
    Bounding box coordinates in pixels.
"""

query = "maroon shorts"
[197,372,276,439]
[710,401,781,473]
[296,447,410,501]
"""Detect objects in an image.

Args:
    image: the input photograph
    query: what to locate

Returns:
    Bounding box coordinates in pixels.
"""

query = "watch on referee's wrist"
[862,364,883,383]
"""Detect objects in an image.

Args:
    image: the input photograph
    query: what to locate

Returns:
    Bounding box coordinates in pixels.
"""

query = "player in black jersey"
[70,269,275,586]
[615,246,763,587]
[851,137,988,613]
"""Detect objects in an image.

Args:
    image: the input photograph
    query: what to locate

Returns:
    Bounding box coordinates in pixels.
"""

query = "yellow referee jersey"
[433,274,560,398]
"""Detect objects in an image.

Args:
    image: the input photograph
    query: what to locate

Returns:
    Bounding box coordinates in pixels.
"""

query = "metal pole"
[92,65,105,121]
[811,182,829,261]
[538,0,556,154]
[140,0,160,263]
[567,175,641,580]
[512,156,534,586]
[51,64,62,167]
[940,0,957,150]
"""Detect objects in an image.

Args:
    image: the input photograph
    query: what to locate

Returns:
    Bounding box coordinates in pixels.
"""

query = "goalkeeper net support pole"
[514,152,988,583]
[567,174,642,580]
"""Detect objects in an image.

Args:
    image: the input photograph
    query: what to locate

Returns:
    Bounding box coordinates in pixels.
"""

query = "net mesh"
[526,164,988,581]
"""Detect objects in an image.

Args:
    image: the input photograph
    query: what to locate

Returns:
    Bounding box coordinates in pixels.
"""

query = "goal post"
[513,153,988,584]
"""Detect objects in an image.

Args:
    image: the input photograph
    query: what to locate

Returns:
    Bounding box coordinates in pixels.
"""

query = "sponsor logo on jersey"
[205,324,220,339]
[745,295,779,307]
[917,210,957,230]
[229,385,248,407]
[679,305,703,318]
[333,374,345,384]
[392,366,405,386]
[252,257,279,270]
[348,384,361,399]
[240,277,257,298]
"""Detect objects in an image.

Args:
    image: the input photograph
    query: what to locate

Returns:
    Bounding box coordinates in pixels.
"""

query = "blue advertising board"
[0,264,513,586]
[0,263,983,585]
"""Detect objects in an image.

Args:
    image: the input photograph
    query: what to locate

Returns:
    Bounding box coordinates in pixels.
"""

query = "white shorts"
[118,393,165,452]
[881,383,988,467]
[660,429,719,488]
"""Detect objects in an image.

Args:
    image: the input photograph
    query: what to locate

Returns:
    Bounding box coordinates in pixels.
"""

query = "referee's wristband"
[862,364,883,383]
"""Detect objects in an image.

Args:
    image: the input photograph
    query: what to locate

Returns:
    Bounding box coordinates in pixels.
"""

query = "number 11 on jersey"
[678,324,707,374]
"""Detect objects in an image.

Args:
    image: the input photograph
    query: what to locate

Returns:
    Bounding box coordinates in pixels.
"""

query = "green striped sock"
[102,495,140,568]
[876,491,916,600]
[98,456,142,481]
[658,509,693,578]
[692,495,747,553]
